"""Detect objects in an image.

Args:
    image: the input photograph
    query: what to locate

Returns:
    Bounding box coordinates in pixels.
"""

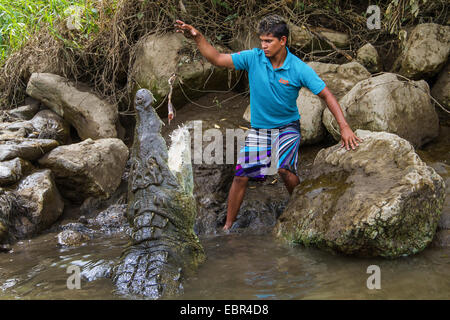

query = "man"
[175,15,362,231]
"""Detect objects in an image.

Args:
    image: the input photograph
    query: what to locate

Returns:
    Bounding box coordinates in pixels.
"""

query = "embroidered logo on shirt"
[279,78,289,85]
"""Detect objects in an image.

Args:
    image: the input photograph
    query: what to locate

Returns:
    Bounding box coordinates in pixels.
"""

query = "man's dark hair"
[257,14,289,41]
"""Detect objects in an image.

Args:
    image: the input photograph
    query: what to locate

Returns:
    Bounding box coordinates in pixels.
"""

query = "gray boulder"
[129,33,234,107]
[323,73,439,148]
[274,130,445,258]
[15,169,64,237]
[392,23,450,79]
[26,73,119,140]
[38,138,129,202]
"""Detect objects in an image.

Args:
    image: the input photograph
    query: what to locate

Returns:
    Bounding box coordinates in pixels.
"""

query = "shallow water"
[0,126,448,300]
[0,232,448,300]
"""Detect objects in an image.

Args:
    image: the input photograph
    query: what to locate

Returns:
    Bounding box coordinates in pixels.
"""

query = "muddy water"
[0,120,449,300]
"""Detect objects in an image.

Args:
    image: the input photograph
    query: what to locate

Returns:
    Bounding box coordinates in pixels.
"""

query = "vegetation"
[0,0,447,111]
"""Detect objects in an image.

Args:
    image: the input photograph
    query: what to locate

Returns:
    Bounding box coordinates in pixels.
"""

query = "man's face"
[259,33,286,58]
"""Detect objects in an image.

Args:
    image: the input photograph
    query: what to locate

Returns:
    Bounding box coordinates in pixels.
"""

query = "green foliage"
[0,0,100,63]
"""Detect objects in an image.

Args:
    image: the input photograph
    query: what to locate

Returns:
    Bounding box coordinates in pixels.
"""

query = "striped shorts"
[235,120,301,179]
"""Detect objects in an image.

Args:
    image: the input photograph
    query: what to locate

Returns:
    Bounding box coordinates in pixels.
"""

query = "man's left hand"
[340,125,363,150]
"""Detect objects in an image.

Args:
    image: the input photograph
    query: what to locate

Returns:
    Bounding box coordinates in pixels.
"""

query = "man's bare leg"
[223,176,249,230]
[278,168,300,195]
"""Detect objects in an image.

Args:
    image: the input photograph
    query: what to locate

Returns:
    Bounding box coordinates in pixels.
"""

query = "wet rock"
[0,158,34,186]
[431,63,450,111]
[323,73,439,148]
[87,204,129,234]
[59,222,95,235]
[16,169,64,236]
[356,43,382,73]
[274,130,446,258]
[38,138,129,202]
[26,73,119,140]
[57,229,90,247]
[0,138,59,161]
[129,33,235,107]
[392,23,450,79]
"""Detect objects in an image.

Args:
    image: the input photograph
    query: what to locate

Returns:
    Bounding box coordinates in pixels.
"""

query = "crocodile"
[112,88,205,298]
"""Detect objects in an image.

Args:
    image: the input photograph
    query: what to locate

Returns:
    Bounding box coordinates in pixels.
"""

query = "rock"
[323,73,439,148]
[26,73,119,140]
[15,169,64,236]
[392,23,450,79]
[129,33,235,107]
[7,104,39,121]
[431,63,450,111]
[432,230,450,247]
[0,158,33,186]
[87,204,129,234]
[310,26,350,49]
[356,43,382,73]
[57,229,89,247]
[274,130,446,258]
[38,138,129,202]
[0,138,59,161]
[0,121,34,140]
[28,110,70,144]
[297,61,370,145]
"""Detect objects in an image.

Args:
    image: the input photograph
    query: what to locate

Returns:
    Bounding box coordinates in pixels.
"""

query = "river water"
[0,127,448,300]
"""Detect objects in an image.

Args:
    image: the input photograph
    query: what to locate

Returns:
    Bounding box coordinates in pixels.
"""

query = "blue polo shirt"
[231,47,326,129]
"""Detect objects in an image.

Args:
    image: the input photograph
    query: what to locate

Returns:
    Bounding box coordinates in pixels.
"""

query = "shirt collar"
[262,46,291,71]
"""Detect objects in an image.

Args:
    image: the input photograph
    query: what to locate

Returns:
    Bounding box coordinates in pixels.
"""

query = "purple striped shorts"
[235,120,301,179]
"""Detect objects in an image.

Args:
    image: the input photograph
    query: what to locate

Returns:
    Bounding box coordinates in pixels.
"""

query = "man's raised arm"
[175,20,234,69]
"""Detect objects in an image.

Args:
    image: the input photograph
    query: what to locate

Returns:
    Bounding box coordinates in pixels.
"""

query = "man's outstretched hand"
[174,20,199,39]
[340,124,363,150]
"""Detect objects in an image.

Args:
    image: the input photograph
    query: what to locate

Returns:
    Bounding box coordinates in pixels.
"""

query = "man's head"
[257,15,289,58]
[258,14,289,40]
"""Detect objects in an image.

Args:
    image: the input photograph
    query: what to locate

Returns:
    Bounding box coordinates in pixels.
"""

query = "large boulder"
[274,130,446,258]
[38,138,129,202]
[14,169,64,238]
[392,23,450,79]
[129,33,235,108]
[26,73,119,140]
[431,63,450,111]
[297,62,371,145]
[323,73,439,148]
